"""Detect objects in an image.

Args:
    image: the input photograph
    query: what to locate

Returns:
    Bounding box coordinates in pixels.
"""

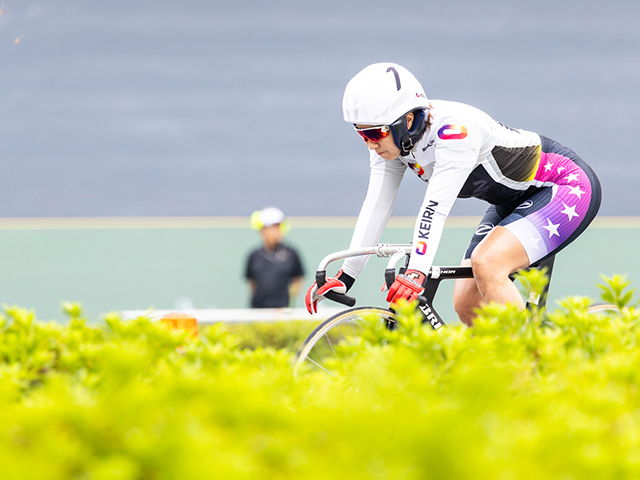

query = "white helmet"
[342,63,430,155]
[342,63,429,125]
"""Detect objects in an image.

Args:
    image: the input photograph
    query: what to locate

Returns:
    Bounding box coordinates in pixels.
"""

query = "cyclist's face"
[357,129,399,160]
[356,113,414,161]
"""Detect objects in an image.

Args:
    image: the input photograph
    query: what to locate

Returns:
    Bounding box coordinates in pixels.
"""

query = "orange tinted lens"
[357,127,389,142]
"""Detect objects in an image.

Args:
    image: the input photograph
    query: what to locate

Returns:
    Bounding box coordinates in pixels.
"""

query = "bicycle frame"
[315,243,555,330]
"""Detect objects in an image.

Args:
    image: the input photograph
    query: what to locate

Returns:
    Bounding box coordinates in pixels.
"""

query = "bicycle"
[293,243,621,377]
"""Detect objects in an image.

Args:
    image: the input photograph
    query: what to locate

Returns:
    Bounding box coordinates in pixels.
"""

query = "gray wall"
[2,0,639,218]
[0,217,637,323]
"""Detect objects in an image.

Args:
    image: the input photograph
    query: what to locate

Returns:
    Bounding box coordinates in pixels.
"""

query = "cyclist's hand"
[305,269,354,314]
[386,269,427,306]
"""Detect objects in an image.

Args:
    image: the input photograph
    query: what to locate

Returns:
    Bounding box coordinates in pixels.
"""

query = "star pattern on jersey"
[557,166,566,174]
[543,218,560,238]
[561,202,580,222]
[568,185,586,199]
[544,161,554,172]
[527,231,542,251]
[566,172,580,183]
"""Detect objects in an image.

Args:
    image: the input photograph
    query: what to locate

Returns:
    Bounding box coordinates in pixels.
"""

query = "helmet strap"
[389,108,429,156]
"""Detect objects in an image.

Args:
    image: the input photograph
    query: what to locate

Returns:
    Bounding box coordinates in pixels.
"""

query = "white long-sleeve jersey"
[341,99,546,278]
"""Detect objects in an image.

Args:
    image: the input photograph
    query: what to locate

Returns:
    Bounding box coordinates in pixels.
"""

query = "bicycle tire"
[293,307,396,377]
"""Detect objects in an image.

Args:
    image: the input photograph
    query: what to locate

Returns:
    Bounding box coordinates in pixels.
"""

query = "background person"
[245,207,305,308]
[305,62,601,325]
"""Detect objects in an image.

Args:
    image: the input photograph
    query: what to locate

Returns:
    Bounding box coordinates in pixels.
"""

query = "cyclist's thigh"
[463,204,513,260]
[465,174,600,266]
[504,137,602,264]
[501,184,599,265]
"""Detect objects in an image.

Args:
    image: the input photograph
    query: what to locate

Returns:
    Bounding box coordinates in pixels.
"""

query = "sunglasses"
[354,124,391,143]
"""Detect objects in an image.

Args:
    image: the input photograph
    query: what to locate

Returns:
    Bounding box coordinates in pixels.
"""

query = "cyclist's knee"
[452,288,465,314]
[471,227,530,282]
[470,248,504,285]
[454,300,475,327]
[453,279,479,326]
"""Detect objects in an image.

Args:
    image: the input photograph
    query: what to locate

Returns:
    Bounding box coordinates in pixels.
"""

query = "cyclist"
[305,62,601,325]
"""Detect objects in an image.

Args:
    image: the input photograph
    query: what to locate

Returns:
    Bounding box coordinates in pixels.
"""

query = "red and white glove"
[386,269,427,306]
[305,269,354,314]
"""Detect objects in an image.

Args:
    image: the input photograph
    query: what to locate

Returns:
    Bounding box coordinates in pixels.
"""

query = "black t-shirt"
[244,243,305,308]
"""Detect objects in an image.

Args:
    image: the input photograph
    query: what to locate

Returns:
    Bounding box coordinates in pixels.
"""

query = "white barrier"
[121,307,347,324]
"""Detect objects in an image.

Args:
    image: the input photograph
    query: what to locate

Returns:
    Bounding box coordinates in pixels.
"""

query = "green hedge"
[0,275,638,479]
[225,320,316,351]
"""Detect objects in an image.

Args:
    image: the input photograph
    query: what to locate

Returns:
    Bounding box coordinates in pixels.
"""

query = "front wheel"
[586,303,630,315]
[293,307,396,377]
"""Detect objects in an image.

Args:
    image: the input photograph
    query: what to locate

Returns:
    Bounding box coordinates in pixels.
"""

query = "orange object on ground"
[160,312,199,338]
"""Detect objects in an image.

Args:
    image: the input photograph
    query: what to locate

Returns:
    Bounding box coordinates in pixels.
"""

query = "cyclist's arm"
[406,143,478,274]
[341,153,406,279]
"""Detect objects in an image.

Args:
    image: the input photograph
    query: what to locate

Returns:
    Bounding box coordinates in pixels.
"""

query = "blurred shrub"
[225,320,315,351]
[0,276,637,479]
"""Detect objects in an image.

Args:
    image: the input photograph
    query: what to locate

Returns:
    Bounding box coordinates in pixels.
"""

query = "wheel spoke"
[294,308,395,377]
[306,357,337,377]
[324,332,338,359]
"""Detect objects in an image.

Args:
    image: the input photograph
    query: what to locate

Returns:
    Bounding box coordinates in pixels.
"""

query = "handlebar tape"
[316,270,357,307]
[384,269,396,290]
[324,291,356,307]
